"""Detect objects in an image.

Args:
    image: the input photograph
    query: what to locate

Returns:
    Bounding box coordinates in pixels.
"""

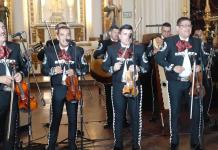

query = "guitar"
[90,57,112,84]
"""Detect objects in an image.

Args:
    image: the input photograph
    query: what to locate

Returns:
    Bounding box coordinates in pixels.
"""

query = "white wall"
[12,0,30,52]
[120,0,190,41]
[90,0,102,38]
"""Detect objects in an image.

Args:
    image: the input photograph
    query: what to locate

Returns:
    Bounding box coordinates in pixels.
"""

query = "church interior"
[1,0,218,149]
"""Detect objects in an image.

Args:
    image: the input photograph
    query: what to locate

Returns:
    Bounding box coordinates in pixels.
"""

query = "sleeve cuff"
[49,67,57,76]
[165,64,175,71]
[19,71,25,79]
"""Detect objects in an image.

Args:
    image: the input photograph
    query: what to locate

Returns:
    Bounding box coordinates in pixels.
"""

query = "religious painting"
[40,0,79,23]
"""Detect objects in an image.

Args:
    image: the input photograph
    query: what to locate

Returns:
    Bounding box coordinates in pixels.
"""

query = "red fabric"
[58,49,72,61]
[0,46,11,59]
[117,48,133,59]
[176,40,192,52]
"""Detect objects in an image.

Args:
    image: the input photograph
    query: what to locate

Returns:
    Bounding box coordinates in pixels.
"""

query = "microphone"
[145,24,162,27]
[66,39,75,46]
[11,31,25,38]
[129,33,133,39]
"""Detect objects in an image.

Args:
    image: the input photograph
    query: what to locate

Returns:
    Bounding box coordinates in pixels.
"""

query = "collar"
[0,42,6,46]
[110,38,118,42]
[59,45,69,51]
[179,36,189,41]
[120,43,130,48]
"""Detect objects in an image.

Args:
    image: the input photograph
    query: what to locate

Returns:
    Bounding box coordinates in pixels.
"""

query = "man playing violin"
[0,21,26,150]
[93,25,129,129]
[102,24,149,150]
[155,17,203,150]
[42,25,88,150]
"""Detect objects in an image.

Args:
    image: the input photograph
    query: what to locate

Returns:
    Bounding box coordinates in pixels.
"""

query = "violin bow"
[44,21,61,66]
[190,57,196,119]
[7,62,15,140]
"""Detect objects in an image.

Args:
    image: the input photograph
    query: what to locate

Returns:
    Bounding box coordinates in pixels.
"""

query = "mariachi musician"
[0,21,26,150]
[102,24,149,150]
[42,25,88,150]
[93,25,129,129]
[155,17,204,150]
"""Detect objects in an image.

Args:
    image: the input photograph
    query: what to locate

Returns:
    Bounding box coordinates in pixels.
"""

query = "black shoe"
[113,147,122,150]
[104,123,113,129]
[170,144,178,150]
[191,144,203,150]
[132,146,140,150]
[123,122,130,128]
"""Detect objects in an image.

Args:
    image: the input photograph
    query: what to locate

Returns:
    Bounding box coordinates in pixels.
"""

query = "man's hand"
[14,72,22,83]
[129,65,140,72]
[54,66,63,74]
[66,69,75,76]
[173,66,185,73]
[195,65,201,72]
[0,76,13,85]
[113,62,122,72]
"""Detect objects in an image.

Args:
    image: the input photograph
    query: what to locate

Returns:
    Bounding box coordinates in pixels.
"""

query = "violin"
[189,68,205,97]
[122,68,138,97]
[65,75,81,101]
[11,64,38,111]
[15,81,38,111]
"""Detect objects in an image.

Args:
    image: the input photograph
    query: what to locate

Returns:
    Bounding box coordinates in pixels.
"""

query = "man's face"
[194,29,204,40]
[109,28,119,41]
[0,22,7,44]
[0,1,4,6]
[57,28,71,48]
[119,29,132,46]
[161,26,171,38]
[176,20,192,39]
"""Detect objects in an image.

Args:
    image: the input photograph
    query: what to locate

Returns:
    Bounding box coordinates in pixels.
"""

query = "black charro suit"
[93,39,117,59]
[102,43,149,149]
[0,41,26,150]
[93,39,128,128]
[155,35,203,148]
[42,44,88,150]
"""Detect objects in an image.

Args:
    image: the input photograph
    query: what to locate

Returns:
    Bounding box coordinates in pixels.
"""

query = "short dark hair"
[57,25,71,34]
[55,22,67,30]
[162,22,171,28]
[176,17,191,26]
[109,25,119,31]
[119,24,133,32]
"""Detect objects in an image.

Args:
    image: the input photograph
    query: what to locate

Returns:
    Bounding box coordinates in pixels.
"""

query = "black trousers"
[104,84,127,125]
[47,85,78,150]
[0,91,19,150]
[112,83,142,149]
[104,84,113,124]
[168,80,203,146]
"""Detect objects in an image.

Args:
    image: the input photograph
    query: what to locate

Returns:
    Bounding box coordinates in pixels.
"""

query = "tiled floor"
[17,75,218,150]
